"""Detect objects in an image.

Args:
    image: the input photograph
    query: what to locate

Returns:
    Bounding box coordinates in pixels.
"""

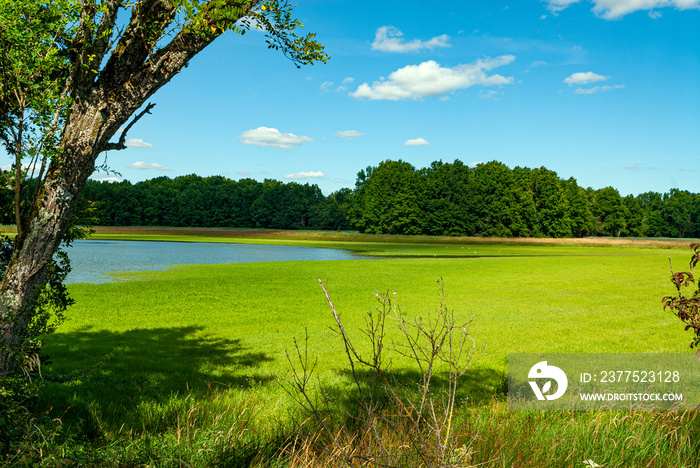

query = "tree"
[525,167,572,238]
[0,0,328,375]
[661,189,695,238]
[349,160,422,235]
[622,194,644,237]
[637,191,665,237]
[468,161,533,237]
[561,177,594,237]
[418,160,472,236]
[589,187,628,237]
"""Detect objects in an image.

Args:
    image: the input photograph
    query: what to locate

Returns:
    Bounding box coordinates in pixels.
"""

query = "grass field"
[10,228,700,466]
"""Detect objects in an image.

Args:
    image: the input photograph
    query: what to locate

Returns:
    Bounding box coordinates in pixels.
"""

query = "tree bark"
[0,0,233,375]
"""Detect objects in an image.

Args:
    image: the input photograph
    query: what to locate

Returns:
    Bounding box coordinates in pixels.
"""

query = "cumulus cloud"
[544,0,700,19]
[371,26,451,53]
[404,138,430,146]
[284,171,326,180]
[574,84,625,94]
[127,161,172,171]
[564,71,609,86]
[350,56,515,101]
[468,161,485,168]
[125,138,154,148]
[335,130,365,140]
[239,127,312,149]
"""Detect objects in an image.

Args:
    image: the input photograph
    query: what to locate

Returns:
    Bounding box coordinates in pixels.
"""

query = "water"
[64,239,364,284]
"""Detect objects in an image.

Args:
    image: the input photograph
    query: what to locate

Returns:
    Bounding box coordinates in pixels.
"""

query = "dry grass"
[57,225,700,248]
[3,224,695,248]
[276,402,700,468]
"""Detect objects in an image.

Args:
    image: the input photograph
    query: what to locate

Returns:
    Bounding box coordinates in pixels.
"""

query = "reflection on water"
[65,239,364,284]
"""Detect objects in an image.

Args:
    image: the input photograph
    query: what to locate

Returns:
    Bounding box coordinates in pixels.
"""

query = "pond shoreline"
[64,239,367,284]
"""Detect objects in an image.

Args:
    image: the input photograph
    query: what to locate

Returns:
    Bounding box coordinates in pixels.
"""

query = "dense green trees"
[80,175,351,230]
[348,159,700,238]
[351,160,422,235]
[30,159,698,238]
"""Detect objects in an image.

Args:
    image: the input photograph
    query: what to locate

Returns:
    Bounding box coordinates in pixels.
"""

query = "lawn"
[31,237,700,467]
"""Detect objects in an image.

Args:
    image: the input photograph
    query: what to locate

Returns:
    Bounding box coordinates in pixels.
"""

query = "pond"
[64,239,365,284]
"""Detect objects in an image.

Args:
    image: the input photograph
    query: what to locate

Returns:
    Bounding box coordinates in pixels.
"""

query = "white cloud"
[127,161,172,171]
[468,161,485,168]
[404,138,430,146]
[335,130,365,140]
[125,138,154,148]
[593,0,700,19]
[545,0,583,14]
[321,77,356,93]
[479,90,500,100]
[648,9,663,17]
[526,60,548,72]
[350,56,515,101]
[574,84,625,94]
[371,26,451,53]
[239,127,312,149]
[94,176,122,183]
[564,71,609,86]
[284,171,326,180]
[90,172,123,183]
[544,0,700,19]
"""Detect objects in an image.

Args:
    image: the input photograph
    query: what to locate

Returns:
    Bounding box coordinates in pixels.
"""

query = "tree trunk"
[0,103,111,375]
[0,0,325,375]
[0,23,220,375]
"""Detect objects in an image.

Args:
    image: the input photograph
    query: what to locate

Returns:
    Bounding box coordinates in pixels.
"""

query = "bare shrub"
[282,278,481,468]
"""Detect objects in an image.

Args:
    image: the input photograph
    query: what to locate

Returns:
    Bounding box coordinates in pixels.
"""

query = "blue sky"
[89,0,699,196]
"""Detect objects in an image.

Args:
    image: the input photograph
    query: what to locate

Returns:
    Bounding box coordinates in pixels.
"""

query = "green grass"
[18,239,699,466]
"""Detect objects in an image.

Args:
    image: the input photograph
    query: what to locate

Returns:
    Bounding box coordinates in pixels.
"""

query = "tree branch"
[101,102,155,152]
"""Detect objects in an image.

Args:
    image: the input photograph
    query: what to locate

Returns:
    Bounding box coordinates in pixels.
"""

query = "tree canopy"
[347,159,700,239]
[55,159,700,240]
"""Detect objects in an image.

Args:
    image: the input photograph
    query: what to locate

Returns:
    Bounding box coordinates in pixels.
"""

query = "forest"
[29,159,699,238]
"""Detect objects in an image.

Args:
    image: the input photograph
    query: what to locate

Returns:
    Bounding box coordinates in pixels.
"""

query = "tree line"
[350,160,700,238]
[79,175,353,230]
[32,160,698,238]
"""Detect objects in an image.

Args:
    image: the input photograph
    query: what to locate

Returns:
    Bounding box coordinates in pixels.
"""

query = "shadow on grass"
[38,326,274,432]
[330,365,507,407]
[285,364,507,434]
